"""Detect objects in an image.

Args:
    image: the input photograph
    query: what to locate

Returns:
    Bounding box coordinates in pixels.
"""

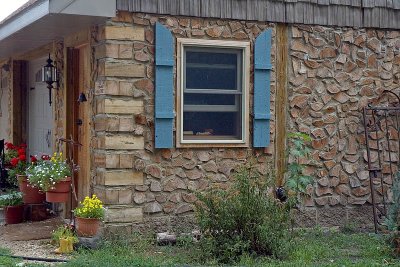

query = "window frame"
[176,38,250,148]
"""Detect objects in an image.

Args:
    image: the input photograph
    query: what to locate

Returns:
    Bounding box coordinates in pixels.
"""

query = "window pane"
[183,111,242,140]
[184,93,237,105]
[185,50,239,90]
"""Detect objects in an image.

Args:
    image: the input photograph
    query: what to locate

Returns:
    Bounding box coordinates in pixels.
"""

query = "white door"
[28,57,53,157]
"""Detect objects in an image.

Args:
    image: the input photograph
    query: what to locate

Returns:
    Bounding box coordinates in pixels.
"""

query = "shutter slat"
[155,23,174,148]
[253,29,272,148]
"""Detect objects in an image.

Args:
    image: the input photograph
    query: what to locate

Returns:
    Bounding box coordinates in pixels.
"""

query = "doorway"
[27,57,53,157]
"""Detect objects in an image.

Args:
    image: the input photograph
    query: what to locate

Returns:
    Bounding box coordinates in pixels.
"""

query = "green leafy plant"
[285,132,314,196]
[0,191,23,207]
[26,152,71,191]
[385,171,400,231]
[52,224,78,245]
[74,195,105,219]
[195,161,292,264]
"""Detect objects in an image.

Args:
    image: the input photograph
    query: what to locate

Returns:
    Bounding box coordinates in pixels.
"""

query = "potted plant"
[10,155,45,204]
[52,224,78,254]
[4,142,27,187]
[73,195,104,237]
[0,191,24,224]
[26,153,72,203]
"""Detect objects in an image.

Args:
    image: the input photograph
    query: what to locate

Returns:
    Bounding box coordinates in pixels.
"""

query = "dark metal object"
[0,139,6,190]
[0,254,69,263]
[76,119,83,126]
[275,187,287,202]
[363,90,400,233]
[41,54,59,106]
[77,92,87,103]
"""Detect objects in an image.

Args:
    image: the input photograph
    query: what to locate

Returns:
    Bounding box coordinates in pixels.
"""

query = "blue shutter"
[253,29,272,148]
[155,22,174,148]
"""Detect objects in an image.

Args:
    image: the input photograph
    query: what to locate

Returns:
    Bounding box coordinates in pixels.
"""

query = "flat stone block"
[97,170,144,186]
[99,135,144,150]
[105,207,143,223]
[104,26,145,41]
[102,61,146,78]
[102,99,143,114]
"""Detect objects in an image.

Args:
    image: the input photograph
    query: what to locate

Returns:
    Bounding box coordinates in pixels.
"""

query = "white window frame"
[176,38,250,147]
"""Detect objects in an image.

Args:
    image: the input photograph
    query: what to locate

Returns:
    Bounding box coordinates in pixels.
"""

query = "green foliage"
[195,161,293,264]
[0,191,23,207]
[385,171,400,231]
[26,152,71,191]
[285,132,314,196]
[52,224,79,246]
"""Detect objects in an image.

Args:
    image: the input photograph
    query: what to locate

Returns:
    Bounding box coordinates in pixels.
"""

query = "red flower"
[5,142,15,150]
[30,156,37,163]
[18,148,25,156]
[41,155,50,160]
[19,154,26,161]
[10,158,19,167]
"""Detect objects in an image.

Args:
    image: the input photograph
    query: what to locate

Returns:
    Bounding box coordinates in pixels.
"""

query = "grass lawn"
[1,229,400,266]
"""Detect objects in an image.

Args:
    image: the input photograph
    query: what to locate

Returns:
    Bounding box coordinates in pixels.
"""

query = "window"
[177,39,250,146]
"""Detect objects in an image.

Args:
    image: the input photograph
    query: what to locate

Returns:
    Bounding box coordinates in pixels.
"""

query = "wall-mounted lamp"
[42,54,59,106]
[77,92,87,103]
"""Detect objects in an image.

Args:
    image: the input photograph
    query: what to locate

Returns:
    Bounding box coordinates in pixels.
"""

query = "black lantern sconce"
[42,54,59,106]
[77,92,87,103]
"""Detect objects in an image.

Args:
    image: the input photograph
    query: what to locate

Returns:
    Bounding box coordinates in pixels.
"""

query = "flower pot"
[18,175,45,204]
[76,217,100,237]
[46,177,72,203]
[4,205,24,224]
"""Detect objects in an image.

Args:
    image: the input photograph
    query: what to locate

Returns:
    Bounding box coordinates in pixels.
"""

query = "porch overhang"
[0,0,116,61]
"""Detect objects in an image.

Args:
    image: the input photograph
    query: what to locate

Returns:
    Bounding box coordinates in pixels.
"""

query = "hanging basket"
[46,177,72,203]
[18,175,45,204]
[76,217,100,237]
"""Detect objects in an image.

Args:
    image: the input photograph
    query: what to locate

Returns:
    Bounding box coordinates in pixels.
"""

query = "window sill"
[176,141,249,148]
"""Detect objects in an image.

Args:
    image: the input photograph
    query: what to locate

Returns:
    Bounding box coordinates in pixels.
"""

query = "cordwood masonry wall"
[90,11,399,233]
[92,12,276,233]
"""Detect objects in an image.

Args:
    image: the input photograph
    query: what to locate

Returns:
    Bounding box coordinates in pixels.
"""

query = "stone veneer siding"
[89,11,399,233]
[92,12,277,233]
[288,25,400,228]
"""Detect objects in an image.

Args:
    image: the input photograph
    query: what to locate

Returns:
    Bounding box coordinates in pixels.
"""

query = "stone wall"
[288,25,400,215]
[92,12,276,232]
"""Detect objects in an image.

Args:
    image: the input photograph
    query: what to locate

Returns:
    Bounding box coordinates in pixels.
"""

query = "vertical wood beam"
[11,60,28,145]
[275,24,289,186]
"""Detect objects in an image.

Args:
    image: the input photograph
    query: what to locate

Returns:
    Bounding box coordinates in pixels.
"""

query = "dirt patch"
[0,217,63,241]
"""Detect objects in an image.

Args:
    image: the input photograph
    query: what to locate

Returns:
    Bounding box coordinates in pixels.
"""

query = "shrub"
[0,191,23,207]
[195,161,293,264]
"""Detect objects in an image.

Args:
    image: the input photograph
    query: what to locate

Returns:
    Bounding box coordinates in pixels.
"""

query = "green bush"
[195,161,293,264]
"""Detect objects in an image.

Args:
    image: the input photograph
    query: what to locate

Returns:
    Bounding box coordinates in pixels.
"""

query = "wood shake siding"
[117,0,400,29]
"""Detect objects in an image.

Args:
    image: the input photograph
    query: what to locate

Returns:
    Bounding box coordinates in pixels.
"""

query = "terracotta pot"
[46,177,71,203]
[76,217,100,237]
[4,205,24,224]
[18,176,45,204]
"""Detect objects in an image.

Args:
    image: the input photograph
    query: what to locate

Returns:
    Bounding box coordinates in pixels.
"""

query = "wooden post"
[275,24,289,186]
[11,60,28,145]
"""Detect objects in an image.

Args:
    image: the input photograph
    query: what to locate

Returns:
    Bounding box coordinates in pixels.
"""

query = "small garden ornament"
[73,195,104,237]
[52,224,78,254]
